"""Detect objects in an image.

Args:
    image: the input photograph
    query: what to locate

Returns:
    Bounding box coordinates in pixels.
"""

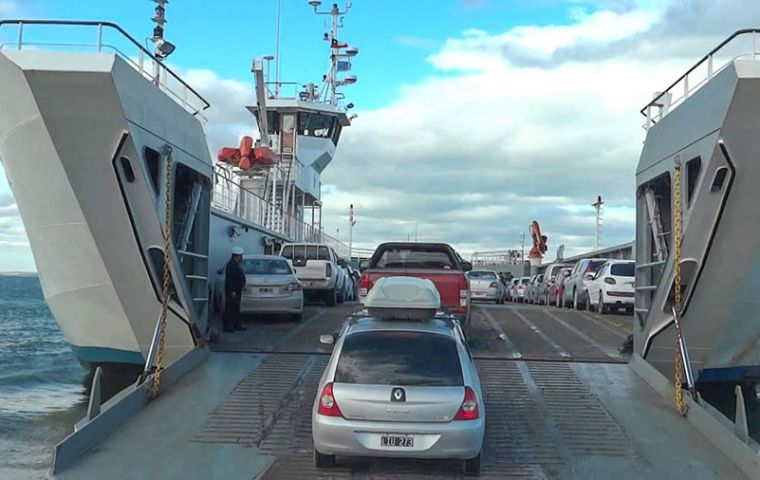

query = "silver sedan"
[239,255,304,321]
[312,316,485,474]
[467,270,505,303]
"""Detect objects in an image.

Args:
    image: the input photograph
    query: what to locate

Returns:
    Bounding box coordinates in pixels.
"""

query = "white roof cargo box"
[364,276,441,320]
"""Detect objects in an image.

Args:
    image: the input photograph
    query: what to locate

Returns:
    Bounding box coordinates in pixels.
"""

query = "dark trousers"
[223,293,242,330]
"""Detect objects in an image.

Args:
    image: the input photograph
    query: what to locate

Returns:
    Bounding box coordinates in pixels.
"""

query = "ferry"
[1,3,759,479]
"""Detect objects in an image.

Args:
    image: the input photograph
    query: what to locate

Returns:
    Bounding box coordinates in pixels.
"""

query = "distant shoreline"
[0,272,38,277]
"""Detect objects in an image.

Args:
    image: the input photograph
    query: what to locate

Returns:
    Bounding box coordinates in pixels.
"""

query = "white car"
[587,260,635,314]
[313,277,485,473]
[562,258,610,309]
[280,243,343,306]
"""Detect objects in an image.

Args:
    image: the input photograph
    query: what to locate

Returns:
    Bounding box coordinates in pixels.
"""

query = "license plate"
[259,287,273,293]
[380,435,413,448]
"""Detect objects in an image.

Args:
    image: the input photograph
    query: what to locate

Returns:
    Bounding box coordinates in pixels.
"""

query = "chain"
[151,149,174,398]
[673,159,686,415]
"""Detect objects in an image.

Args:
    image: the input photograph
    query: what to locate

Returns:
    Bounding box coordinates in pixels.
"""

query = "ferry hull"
[0,50,208,371]
[636,60,760,382]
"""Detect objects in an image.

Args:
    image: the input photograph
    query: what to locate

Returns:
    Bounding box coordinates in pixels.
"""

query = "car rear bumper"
[602,291,634,306]
[471,289,499,301]
[312,414,484,459]
[240,294,303,314]
[300,278,335,290]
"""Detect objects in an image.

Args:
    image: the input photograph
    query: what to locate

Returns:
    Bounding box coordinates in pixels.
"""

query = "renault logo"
[391,387,406,402]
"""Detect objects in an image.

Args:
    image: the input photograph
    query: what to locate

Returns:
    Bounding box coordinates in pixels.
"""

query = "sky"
[1,0,759,271]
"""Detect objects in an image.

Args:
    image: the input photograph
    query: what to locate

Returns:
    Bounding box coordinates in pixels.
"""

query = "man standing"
[223,246,247,332]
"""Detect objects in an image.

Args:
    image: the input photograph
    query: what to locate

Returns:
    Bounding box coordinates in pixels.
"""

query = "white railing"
[471,249,525,266]
[642,29,760,129]
[0,20,210,121]
[211,169,351,257]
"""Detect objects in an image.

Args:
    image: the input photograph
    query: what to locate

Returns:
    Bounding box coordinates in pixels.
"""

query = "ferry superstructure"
[0,1,358,373]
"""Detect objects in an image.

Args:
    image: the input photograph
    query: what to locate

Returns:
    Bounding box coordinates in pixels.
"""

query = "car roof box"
[364,276,441,321]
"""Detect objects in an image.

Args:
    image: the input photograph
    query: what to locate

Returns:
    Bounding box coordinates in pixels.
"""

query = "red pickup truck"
[359,242,473,328]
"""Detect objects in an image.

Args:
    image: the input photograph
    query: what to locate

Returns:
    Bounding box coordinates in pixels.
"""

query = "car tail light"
[604,277,616,285]
[489,282,498,288]
[325,263,332,277]
[454,386,479,421]
[359,274,372,297]
[459,275,469,299]
[317,382,343,417]
[287,282,302,291]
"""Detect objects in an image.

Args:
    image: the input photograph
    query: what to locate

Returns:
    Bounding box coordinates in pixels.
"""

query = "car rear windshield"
[610,263,635,277]
[468,271,496,279]
[242,258,293,275]
[370,245,456,270]
[334,331,464,386]
[281,245,331,261]
[520,278,531,285]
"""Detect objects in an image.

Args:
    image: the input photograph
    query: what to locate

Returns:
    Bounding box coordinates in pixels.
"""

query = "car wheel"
[326,288,337,307]
[573,289,580,310]
[314,447,335,468]
[598,293,607,314]
[463,451,482,474]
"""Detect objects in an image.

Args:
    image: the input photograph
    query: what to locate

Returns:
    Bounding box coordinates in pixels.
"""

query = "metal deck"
[56,304,749,479]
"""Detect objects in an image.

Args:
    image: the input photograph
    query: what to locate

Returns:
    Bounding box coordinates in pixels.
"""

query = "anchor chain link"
[151,150,174,398]
[673,159,686,415]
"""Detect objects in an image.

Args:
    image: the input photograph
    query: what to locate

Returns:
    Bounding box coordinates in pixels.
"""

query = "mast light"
[309,0,322,10]
[345,46,358,56]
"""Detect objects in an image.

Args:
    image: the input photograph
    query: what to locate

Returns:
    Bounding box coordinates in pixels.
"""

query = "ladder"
[644,187,669,262]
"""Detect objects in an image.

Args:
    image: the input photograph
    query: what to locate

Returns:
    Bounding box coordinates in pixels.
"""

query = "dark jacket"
[225,258,246,296]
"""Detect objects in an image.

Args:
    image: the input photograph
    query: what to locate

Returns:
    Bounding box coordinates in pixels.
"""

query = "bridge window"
[297,112,336,138]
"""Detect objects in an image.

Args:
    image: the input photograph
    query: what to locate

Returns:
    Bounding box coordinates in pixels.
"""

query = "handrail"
[211,167,352,257]
[641,28,760,128]
[0,19,211,114]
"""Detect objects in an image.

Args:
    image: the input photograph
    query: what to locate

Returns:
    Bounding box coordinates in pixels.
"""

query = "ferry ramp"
[55,303,750,479]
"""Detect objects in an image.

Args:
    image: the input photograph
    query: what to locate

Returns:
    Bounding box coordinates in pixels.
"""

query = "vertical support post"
[86,367,103,421]
[683,75,689,99]
[97,23,103,52]
[707,54,713,78]
[17,22,23,50]
[753,32,757,60]
[735,385,749,443]
[138,49,145,73]
[349,204,355,260]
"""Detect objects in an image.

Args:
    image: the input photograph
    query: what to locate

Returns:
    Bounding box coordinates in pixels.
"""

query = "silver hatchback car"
[312,314,485,473]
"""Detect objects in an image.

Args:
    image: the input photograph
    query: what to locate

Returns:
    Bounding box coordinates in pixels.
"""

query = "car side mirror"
[461,261,473,272]
[585,272,595,280]
[319,334,335,345]
[359,260,369,271]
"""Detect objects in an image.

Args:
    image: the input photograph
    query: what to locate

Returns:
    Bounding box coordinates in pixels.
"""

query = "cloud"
[0,1,19,16]
[397,35,438,49]
[181,69,257,154]
[316,0,752,257]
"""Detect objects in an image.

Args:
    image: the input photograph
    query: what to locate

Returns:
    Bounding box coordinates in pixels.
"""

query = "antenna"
[309,1,357,106]
[150,0,175,60]
[592,195,604,251]
[275,0,282,96]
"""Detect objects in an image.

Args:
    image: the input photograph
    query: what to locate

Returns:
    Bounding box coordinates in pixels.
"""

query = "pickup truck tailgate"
[362,269,466,309]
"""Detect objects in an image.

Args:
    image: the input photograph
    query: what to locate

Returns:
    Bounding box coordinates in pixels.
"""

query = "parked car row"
[505,259,635,314]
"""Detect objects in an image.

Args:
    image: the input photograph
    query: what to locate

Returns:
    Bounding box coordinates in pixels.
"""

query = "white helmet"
[231,246,244,255]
